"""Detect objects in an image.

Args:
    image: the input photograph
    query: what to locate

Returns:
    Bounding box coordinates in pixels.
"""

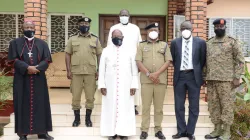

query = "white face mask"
[120,16,129,25]
[182,29,192,39]
[149,31,158,40]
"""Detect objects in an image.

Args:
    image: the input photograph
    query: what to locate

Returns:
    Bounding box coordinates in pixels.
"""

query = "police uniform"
[135,23,172,137]
[205,18,244,140]
[64,17,103,127]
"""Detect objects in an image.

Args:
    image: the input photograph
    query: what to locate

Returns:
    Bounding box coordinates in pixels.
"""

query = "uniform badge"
[143,47,149,52]
[155,23,158,26]
[84,18,88,22]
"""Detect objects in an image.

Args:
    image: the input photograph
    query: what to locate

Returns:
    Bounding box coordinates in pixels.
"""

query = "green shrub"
[0,69,13,111]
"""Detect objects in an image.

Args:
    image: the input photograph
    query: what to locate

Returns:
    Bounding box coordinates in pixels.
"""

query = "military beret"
[213,18,226,25]
[78,17,92,23]
[145,23,159,30]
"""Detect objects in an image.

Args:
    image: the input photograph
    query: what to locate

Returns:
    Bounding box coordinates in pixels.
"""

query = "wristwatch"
[146,72,150,77]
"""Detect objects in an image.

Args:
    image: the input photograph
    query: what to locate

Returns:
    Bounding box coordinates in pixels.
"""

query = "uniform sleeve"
[96,38,103,55]
[135,44,143,61]
[65,37,73,54]
[164,43,172,62]
[98,49,106,89]
[233,40,245,79]
[130,54,139,89]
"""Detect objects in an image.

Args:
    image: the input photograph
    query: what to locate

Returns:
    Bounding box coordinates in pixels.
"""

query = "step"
[4,123,214,136]
[1,135,209,140]
[9,112,211,124]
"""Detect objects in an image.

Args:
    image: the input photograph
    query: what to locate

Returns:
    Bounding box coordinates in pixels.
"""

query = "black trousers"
[174,71,201,135]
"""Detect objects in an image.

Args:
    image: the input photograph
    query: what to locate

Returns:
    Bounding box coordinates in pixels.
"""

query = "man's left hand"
[149,72,160,83]
[95,72,99,80]
[233,78,240,87]
[130,88,136,96]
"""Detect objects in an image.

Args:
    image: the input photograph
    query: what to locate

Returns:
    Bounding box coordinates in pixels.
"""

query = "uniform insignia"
[155,23,158,26]
[84,17,88,22]
[91,33,98,38]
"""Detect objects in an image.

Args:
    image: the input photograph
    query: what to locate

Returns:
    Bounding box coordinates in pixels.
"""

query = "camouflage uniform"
[205,35,244,139]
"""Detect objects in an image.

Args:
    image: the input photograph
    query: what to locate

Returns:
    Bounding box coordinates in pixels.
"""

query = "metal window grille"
[173,15,186,39]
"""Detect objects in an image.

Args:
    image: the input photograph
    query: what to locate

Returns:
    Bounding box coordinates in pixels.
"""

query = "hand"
[27,66,40,74]
[95,72,99,80]
[130,88,136,96]
[233,78,240,88]
[149,72,160,84]
[101,88,107,96]
[202,80,207,87]
[67,71,72,79]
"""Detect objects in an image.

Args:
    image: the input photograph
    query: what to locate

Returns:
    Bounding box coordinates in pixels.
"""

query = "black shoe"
[72,110,81,127]
[140,132,148,139]
[38,133,54,140]
[187,134,195,140]
[108,135,117,140]
[119,136,128,140]
[85,109,93,127]
[19,135,27,140]
[135,106,139,115]
[172,132,187,139]
[155,131,166,139]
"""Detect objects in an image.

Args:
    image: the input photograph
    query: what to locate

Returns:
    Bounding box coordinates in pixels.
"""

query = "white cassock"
[98,44,139,136]
[107,23,142,107]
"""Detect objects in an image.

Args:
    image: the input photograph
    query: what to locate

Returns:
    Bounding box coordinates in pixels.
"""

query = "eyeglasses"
[214,25,226,29]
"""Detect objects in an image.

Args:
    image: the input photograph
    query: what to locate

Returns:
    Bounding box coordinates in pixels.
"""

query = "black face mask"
[214,29,226,37]
[79,25,90,34]
[23,30,35,38]
[112,37,123,46]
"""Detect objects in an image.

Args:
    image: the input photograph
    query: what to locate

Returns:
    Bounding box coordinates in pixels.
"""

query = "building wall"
[0,0,168,36]
[207,0,250,17]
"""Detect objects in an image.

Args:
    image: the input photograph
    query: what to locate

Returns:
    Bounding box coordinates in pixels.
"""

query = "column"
[24,0,47,40]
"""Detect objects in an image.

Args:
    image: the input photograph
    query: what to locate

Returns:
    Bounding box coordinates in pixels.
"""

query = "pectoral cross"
[28,51,33,57]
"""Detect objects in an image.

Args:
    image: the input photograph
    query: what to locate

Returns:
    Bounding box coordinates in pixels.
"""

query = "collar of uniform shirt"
[78,32,91,37]
[147,39,160,44]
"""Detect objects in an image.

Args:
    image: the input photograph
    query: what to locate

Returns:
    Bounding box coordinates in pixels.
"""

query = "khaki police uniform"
[65,33,102,110]
[135,40,172,133]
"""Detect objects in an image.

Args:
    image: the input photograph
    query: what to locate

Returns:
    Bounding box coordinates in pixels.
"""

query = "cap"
[213,18,226,25]
[78,17,92,23]
[145,23,159,30]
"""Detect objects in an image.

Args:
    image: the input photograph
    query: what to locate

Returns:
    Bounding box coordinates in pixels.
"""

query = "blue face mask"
[79,25,90,33]
[112,37,123,46]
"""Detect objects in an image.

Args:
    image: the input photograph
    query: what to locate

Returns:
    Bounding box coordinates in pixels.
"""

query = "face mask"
[148,31,158,40]
[23,30,35,38]
[112,37,123,46]
[214,29,226,37]
[79,25,90,33]
[120,16,129,25]
[182,29,192,39]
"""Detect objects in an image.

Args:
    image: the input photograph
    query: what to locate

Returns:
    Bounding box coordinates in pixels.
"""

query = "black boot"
[135,105,139,115]
[18,134,27,140]
[72,110,81,127]
[38,133,54,140]
[85,109,93,127]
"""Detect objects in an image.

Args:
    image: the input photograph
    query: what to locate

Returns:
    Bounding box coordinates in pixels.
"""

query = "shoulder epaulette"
[91,33,98,38]
[228,35,236,41]
[207,36,214,41]
[140,40,147,43]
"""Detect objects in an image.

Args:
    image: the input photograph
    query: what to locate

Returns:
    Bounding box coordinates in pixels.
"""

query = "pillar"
[24,0,47,40]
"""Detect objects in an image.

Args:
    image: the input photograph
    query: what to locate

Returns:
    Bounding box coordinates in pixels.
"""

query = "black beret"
[78,17,92,23]
[145,23,159,30]
[213,18,226,25]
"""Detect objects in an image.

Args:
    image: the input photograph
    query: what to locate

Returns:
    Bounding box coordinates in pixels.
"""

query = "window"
[173,15,185,39]
[0,13,24,52]
[208,18,250,56]
[47,14,84,53]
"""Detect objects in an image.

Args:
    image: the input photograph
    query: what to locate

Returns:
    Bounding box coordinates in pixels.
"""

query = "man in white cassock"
[107,9,142,115]
[99,29,139,140]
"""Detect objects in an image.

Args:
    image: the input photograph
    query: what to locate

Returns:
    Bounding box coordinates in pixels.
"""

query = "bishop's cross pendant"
[28,51,33,57]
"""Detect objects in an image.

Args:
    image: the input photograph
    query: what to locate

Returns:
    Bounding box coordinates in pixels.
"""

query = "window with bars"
[208,18,250,56]
[47,14,84,53]
[0,13,24,52]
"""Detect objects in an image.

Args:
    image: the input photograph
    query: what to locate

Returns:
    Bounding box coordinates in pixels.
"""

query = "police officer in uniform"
[204,18,244,140]
[65,17,103,127]
[135,23,172,139]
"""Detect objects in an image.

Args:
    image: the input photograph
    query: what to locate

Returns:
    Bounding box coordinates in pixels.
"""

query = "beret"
[213,18,226,25]
[78,17,92,23]
[145,23,159,30]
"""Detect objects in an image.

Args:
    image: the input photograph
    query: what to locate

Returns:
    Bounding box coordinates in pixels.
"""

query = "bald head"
[180,21,193,31]
[22,19,35,38]
[112,29,123,38]
[119,9,130,17]
[111,29,123,46]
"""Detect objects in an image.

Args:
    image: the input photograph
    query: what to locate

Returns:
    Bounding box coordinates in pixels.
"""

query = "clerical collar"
[24,36,34,41]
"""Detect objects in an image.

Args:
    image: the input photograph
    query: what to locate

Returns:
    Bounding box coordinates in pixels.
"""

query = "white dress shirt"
[180,36,193,70]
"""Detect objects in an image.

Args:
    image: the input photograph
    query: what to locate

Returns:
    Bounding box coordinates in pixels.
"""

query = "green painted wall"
[0,0,168,37]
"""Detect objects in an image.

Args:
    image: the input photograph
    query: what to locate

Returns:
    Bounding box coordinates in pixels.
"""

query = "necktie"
[182,40,190,70]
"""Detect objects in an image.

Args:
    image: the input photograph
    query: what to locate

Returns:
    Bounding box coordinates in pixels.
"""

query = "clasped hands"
[27,65,40,75]
[148,72,160,84]
[101,88,136,96]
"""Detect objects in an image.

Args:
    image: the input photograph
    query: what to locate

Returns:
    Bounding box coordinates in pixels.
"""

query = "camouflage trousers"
[207,81,235,125]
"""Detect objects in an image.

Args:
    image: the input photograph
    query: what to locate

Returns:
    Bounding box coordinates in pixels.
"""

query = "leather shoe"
[135,106,139,115]
[108,135,117,140]
[155,131,166,139]
[140,132,148,139]
[119,136,128,140]
[172,132,187,139]
[38,133,54,140]
[187,134,195,140]
[19,135,27,140]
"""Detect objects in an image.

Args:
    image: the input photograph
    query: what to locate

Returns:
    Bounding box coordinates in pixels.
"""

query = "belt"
[180,69,193,73]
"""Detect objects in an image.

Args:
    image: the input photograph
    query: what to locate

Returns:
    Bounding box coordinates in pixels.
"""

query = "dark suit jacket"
[170,37,207,87]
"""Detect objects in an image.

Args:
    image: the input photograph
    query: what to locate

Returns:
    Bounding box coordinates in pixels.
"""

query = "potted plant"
[231,64,250,140]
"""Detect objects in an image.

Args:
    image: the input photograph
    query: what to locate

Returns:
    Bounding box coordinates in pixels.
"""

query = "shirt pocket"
[156,47,165,58]
[72,42,80,52]
[142,47,152,58]
[89,41,97,55]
